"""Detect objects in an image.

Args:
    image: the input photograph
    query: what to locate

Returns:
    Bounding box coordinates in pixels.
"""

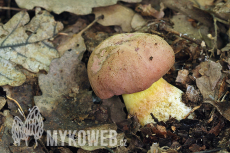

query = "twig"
[7,0,11,19]
[207,108,215,123]
[6,95,26,120]
[183,104,202,119]
[221,91,229,102]
[215,17,230,25]
[57,15,104,37]
[0,125,5,141]
[209,14,218,57]
[78,15,104,35]
[0,6,31,11]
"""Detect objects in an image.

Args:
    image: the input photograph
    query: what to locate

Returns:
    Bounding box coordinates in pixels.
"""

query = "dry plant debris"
[0,110,15,153]
[34,42,124,150]
[93,4,146,32]
[1,0,230,152]
[135,3,165,19]
[15,0,142,15]
[0,97,6,111]
[196,61,222,100]
[0,9,63,86]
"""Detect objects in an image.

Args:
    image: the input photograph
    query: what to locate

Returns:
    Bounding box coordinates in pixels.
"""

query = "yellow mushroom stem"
[122,78,193,126]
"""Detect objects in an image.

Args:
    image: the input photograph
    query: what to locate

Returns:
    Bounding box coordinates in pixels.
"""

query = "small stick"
[57,15,104,37]
[0,6,30,11]
[183,104,202,119]
[209,14,218,57]
[207,108,215,123]
[6,95,26,120]
[78,15,104,35]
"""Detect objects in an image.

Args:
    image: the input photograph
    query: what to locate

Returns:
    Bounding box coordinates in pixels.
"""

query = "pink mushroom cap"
[87,33,175,99]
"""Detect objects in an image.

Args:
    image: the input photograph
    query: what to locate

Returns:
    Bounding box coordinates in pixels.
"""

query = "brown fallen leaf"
[212,1,230,21]
[162,0,213,28]
[207,120,225,136]
[57,15,102,56]
[196,61,222,100]
[204,100,230,121]
[186,85,201,103]
[190,0,214,9]
[196,76,215,100]
[189,144,206,152]
[35,43,124,151]
[93,4,146,32]
[192,64,201,79]
[3,75,39,118]
[34,48,91,128]
[135,3,165,19]
[176,69,190,85]
[102,96,126,123]
[171,14,207,41]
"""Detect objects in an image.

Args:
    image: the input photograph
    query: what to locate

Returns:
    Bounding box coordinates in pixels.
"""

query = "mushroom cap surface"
[87,33,175,99]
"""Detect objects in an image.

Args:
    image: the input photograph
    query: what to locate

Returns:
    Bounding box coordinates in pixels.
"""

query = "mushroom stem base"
[122,78,193,126]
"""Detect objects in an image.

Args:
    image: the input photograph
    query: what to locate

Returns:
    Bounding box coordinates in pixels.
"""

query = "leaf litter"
[0,8,63,86]
[15,0,142,15]
[34,18,124,150]
[1,0,230,153]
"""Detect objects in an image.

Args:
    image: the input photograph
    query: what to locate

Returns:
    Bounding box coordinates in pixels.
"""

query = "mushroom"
[87,33,193,126]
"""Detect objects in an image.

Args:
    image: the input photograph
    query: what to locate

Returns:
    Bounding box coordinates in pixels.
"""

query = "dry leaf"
[0,97,6,111]
[34,49,90,125]
[199,61,222,90]
[56,16,103,55]
[171,14,207,40]
[221,43,230,52]
[190,0,214,8]
[212,1,230,21]
[176,69,189,85]
[135,3,165,19]
[34,48,124,150]
[196,76,214,100]
[189,144,206,152]
[93,4,146,32]
[3,78,38,117]
[196,61,222,100]
[131,13,147,30]
[102,96,126,123]
[15,0,142,15]
[0,110,15,153]
[186,85,201,103]
[57,33,86,56]
[204,100,230,121]
[0,10,63,86]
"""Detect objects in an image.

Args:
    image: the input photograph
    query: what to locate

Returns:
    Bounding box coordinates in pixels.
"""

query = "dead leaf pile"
[0,9,63,86]
[15,0,142,15]
[1,0,230,153]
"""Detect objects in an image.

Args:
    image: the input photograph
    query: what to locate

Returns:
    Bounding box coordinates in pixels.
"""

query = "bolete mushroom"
[87,33,193,126]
